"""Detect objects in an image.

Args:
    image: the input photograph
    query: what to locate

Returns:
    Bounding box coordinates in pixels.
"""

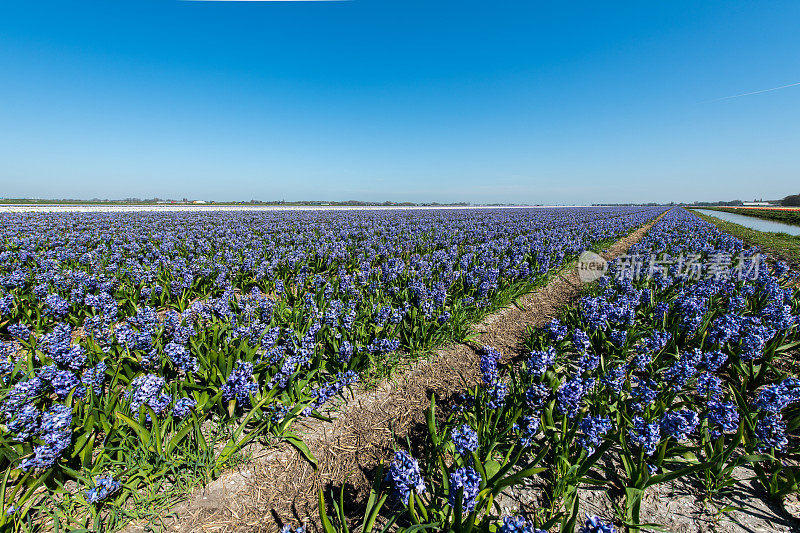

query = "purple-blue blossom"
[556,376,594,417]
[81,361,107,395]
[126,374,171,418]
[696,372,723,400]
[164,342,199,373]
[480,346,502,384]
[448,466,481,512]
[572,329,591,352]
[524,383,550,409]
[526,347,556,377]
[452,424,479,456]
[386,450,426,505]
[519,414,541,447]
[600,366,626,394]
[752,380,800,413]
[221,361,260,407]
[660,409,699,441]
[609,329,627,348]
[547,319,568,341]
[580,515,617,533]
[85,475,122,504]
[662,351,700,392]
[578,416,612,454]
[499,516,547,533]
[304,370,359,414]
[755,413,788,452]
[172,396,198,418]
[705,400,739,439]
[629,416,661,456]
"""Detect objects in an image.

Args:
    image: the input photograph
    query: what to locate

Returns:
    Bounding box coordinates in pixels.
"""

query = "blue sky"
[1,1,799,204]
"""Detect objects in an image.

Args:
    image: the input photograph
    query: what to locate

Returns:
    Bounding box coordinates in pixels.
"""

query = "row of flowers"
[320,208,798,532]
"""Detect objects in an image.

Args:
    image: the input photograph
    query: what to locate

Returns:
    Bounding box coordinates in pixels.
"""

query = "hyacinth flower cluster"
[302,370,359,415]
[85,475,122,504]
[448,466,482,512]
[479,345,509,409]
[221,361,260,407]
[498,516,547,533]
[18,404,73,472]
[580,515,617,533]
[172,396,198,418]
[386,450,426,505]
[0,206,671,527]
[126,374,172,418]
[577,416,612,455]
[451,423,479,456]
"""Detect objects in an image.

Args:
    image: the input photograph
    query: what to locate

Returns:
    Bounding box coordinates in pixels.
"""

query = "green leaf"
[166,420,196,455]
[425,395,439,445]
[286,433,318,470]
[484,459,502,480]
[647,461,705,487]
[115,412,151,444]
[318,489,337,533]
[336,485,350,533]
[776,340,800,353]
[362,463,386,533]
[80,434,96,470]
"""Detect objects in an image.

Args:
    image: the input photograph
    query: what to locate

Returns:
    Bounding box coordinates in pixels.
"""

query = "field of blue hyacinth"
[316,208,800,533]
[0,207,665,531]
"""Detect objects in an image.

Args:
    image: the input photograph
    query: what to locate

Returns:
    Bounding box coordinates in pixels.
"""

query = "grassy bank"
[701,206,800,226]
[691,209,800,266]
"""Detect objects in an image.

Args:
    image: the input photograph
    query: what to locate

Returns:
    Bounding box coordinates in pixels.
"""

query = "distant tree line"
[687,200,745,207]
[782,194,800,207]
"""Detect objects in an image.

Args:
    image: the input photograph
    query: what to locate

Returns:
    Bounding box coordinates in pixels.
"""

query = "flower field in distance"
[326,208,800,533]
[0,207,663,531]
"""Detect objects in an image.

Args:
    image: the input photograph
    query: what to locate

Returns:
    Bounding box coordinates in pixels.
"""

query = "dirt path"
[126,214,664,533]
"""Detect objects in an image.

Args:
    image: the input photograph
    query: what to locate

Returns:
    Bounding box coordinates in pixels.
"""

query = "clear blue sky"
[1,1,798,204]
